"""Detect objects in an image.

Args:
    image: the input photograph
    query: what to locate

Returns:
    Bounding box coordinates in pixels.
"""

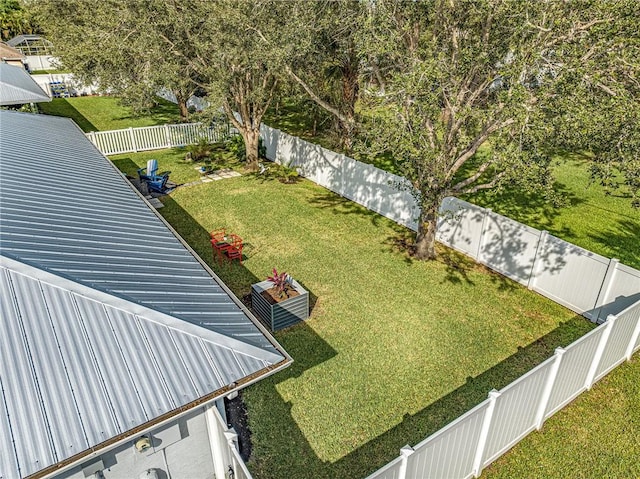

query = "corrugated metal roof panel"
[0,63,50,105]
[0,110,274,351]
[1,256,285,477]
[0,111,290,478]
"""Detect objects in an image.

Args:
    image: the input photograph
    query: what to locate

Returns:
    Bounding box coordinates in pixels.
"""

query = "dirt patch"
[260,286,300,305]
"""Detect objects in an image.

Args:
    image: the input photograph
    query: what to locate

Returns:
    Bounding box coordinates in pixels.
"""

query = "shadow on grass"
[248,315,596,479]
[308,190,393,229]
[39,98,98,132]
[589,218,640,270]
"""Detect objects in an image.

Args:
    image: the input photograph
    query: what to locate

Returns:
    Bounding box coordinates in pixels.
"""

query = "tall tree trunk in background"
[414,203,439,260]
[242,127,260,171]
[337,60,359,152]
[175,91,189,122]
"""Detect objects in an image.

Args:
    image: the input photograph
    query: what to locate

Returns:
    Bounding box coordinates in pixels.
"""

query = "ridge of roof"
[1,254,284,364]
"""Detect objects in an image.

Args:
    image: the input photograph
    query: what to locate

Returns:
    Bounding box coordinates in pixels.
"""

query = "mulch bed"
[225,392,252,462]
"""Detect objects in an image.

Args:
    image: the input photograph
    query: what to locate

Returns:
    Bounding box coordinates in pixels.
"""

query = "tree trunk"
[414,205,439,260]
[175,91,189,122]
[243,128,260,171]
[178,100,189,122]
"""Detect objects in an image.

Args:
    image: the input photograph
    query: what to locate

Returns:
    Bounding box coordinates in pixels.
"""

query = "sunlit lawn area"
[38,95,181,132]
[483,355,640,479]
[45,94,637,478]
[115,153,594,478]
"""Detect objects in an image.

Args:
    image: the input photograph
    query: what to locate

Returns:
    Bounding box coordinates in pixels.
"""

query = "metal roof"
[0,111,290,478]
[0,63,50,105]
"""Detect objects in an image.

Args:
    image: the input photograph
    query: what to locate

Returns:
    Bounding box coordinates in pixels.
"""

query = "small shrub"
[267,268,294,299]
[187,137,213,161]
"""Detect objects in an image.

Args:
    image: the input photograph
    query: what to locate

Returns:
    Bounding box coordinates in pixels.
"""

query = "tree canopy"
[36,0,638,258]
[361,0,639,259]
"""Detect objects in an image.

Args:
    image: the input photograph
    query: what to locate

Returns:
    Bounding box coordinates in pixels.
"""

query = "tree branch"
[446,116,515,181]
[451,160,494,191]
[285,65,354,126]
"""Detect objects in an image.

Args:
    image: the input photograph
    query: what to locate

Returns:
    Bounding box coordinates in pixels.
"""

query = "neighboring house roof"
[0,63,50,105]
[0,111,291,478]
[7,34,54,56]
[0,41,26,61]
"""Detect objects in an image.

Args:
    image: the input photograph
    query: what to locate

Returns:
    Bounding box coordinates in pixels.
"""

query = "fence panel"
[364,456,404,479]
[594,302,640,381]
[436,197,485,258]
[481,361,554,467]
[133,126,167,152]
[594,263,640,322]
[531,234,610,314]
[542,326,606,419]
[478,211,541,285]
[91,129,133,155]
[260,124,279,161]
[406,402,490,479]
[274,131,298,166]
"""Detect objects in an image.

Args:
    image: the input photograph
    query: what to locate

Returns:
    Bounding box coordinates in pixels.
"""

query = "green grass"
[483,355,640,479]
[38,96,181,132]
[144,162,594,479]
[110,145,241,186]
[110,145,640,478]
[469,153,640,269]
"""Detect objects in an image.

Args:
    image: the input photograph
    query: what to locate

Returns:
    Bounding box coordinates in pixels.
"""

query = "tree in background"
[549,0,640,208]
[282,1,366,152]
[38,0,198,121]
[0,0,39,41]
[38,0,297,169]
[361,0,630,260]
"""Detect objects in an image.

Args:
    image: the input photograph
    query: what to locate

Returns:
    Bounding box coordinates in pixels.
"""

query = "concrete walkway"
[181,167,242,187]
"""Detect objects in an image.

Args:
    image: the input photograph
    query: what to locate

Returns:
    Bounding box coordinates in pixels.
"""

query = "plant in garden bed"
[264,268,299,303]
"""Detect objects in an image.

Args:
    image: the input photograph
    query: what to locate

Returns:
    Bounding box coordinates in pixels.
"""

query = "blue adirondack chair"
[138,159,172,193]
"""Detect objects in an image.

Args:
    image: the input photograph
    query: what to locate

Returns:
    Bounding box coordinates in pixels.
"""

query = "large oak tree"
[362,0,632,260]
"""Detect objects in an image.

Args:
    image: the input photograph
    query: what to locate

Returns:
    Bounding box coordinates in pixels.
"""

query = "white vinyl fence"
[259,124,640,324]
[86,122,232,156]
[365,299,640,479]
[31,73,99,97]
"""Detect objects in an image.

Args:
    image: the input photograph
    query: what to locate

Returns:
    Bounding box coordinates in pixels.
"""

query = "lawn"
[110,144,241,186]
[38,95,181,132]
[149,165,592,478]
[46,96,637,477]
[483,355,640,479]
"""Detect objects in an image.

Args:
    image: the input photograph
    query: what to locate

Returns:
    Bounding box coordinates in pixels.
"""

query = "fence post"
[205,406,229,479]
[86,131,96,145]
[585,315,616,390]
[535,347,565,430]
[164,124,172,148]
[128,127,138,153]
[476,208,492,262]
[592,258,620,323]
[397,445,415,479]
[472,389,500,478]
[527,230,549,290]
[626,309,640,361]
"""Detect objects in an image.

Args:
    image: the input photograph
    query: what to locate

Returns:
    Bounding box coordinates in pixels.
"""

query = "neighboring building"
[0,110,292,479]
[0,63,50,105]
[0,42,27,69]
[7,34,54,56]
[7,35,58,71]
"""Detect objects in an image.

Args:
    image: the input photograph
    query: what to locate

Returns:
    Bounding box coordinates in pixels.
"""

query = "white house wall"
[53,408,215,479]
